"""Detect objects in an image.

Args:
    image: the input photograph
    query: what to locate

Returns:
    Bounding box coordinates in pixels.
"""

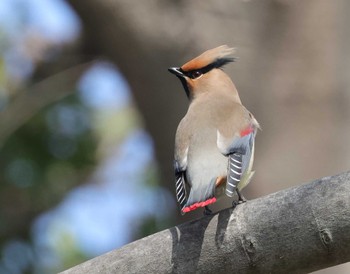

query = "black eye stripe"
[181,57,236,79]
[190,70,202,79]
[183,63,219,79]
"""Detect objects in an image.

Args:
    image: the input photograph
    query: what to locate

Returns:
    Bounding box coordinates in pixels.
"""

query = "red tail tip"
[182,197,217,213]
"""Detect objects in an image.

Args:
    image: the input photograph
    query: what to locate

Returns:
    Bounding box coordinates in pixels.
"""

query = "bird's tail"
[182,178,217,214]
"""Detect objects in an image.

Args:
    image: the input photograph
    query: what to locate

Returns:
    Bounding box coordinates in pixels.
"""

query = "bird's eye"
[190,70,202,79]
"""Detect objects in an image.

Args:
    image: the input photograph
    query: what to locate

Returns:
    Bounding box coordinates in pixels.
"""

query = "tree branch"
[60,171,350,273]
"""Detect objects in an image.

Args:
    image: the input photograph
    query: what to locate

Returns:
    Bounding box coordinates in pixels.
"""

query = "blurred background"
[0,0,349,273]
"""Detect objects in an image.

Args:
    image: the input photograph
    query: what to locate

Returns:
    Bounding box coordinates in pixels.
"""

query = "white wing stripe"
[230,162,241,169]
[179,195,186,204]
[230,175,240,182]
[176,180,182,190]
[231,158,241,164]
[230,168,242,175]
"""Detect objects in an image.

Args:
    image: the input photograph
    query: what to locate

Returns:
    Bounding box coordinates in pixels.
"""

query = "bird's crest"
[181,45,236,72]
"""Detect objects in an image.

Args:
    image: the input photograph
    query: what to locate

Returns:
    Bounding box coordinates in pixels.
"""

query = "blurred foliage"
[0,2,136,272]
[0,93,97,272]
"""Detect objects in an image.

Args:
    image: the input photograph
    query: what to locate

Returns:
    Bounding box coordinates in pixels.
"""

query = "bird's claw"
[232,199,246,209]
[203,206,213,216]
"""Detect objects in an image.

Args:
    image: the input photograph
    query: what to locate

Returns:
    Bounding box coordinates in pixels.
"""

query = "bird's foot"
[203,206,213,216]
[232,192,247,209]
[232,200,239,209]
[237,199,247,205]
[232,199,247,209]
[236,189,247,203]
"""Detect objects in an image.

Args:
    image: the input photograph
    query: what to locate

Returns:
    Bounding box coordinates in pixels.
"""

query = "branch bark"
[61,171,350,273]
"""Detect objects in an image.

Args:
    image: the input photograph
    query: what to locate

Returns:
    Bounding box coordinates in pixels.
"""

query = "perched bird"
[168,45,260,215]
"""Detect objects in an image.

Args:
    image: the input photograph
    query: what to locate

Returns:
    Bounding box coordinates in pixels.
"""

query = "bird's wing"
[217,106,259,197]
[174,160,187,212]
[174,118,190,212]
[224,132,255,196]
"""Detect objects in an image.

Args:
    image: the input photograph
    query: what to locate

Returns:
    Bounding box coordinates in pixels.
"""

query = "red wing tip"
[182,197,217,213]
[240,126,254,137]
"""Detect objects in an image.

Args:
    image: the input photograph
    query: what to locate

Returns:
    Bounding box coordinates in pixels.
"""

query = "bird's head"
[168,45,238,100]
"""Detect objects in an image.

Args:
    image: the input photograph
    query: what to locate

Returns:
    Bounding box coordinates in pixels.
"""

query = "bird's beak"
[168,67,185,78]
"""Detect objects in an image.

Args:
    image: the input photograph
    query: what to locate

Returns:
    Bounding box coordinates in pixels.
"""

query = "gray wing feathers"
[225,132,255,197]
[226,153,242,197]
[240,133,254,175]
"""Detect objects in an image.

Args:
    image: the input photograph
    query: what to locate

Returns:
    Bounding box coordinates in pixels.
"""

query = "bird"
[168,45,260,215]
